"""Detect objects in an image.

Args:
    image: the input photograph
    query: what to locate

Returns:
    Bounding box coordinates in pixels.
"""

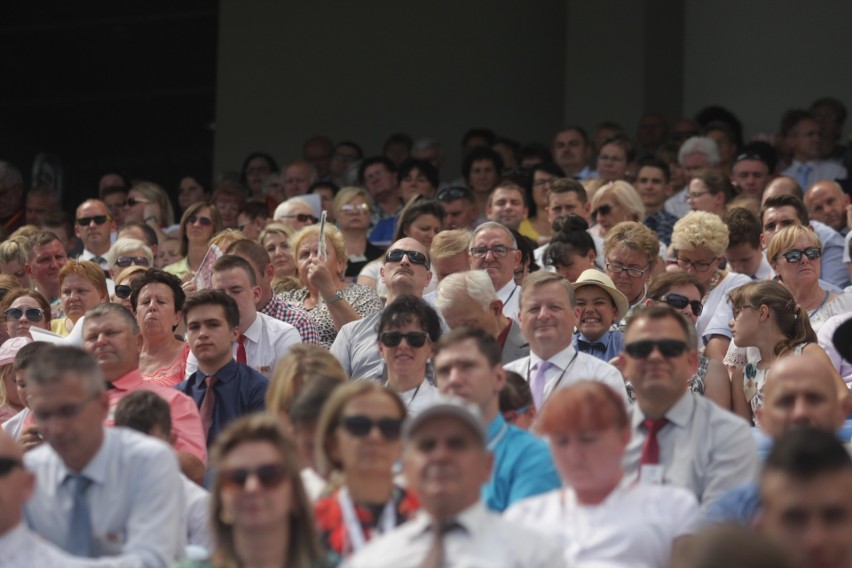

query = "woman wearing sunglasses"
[333,187,384,282]
[105,237,153,280]
[124,182,176,248]
[51,260,108,337]
[193,414,324,568]
[111,265,147,310]
[643,272,732,410]
[0,289,51,340]
[314,381,418,564]
[588,180,644,239]
[164,202,224,280]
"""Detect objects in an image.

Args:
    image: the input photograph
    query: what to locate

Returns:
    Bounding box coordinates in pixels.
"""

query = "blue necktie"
[797,163,812,190]
[66,474,94,557]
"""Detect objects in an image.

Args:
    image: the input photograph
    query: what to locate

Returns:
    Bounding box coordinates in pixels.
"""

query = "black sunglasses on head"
[219,464,288,491]
[0,456,22,477]
[379,331,429,348]
[385,249,429,267]
[5,307,45,322]
[624,339,689,359]
[340,415,403,440]
[657,293,703,317]
[114,284,132,299]
[76,215,110,226]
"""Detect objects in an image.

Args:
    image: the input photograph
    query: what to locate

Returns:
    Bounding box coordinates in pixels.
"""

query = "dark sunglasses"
[76,215,110,226]
[592,204,612,217]
[114,284,132,299]
[187,215,214,226]
[281,213,318,223]
[437,187,473,202]
[340,415,403,440]
[385,249,429,266]
[219,464,289,491]
[5,307,45,322]
[0,456,22,477]
[658,293,703,317]
[625,339,689,359]
[125,197,149,207]
[379,331,429,348]
[115,256,150,268]
[780,247,822,264]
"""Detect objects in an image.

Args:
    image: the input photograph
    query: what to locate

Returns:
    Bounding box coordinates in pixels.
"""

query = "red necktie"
[639,417,668,465]
[199,375,217,441]
[237,334,247,365]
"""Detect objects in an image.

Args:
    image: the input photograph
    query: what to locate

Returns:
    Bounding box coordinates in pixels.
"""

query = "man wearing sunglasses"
[331,237,437,380]
[75,199,115,273]
[619,306,757,514]
[23,346,185,563]
[272,198,317,231]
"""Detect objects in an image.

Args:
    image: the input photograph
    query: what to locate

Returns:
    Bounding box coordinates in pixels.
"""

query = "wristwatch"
[324,290,344,304]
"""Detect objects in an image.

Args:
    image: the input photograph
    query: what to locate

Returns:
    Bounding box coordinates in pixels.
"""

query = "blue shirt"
[177,359,269,445]
[702,482,760,526]
[572,330,624,362]
[482,414,561,512]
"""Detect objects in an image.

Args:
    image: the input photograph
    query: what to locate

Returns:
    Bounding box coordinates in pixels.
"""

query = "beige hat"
[571,269,630,320]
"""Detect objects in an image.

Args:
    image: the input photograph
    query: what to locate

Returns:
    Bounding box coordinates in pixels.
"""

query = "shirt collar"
[242,313,262,343]
[408,501,485,541]
[110,368,144,392]
[204,359,240,383]
[575,330,610,344]
[632,390,693,428]
[495,279,517,301]
[530,344,576,370]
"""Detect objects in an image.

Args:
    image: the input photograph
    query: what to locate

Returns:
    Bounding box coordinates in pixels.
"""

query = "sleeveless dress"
[744,343,807,426]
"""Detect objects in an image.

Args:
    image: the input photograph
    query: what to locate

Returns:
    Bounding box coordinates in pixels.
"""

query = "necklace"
[807,290,831,318]
[702,270,724,303]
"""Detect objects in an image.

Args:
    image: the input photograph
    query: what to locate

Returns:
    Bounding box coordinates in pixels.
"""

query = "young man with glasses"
[619,306,757,514]
[74,199,115,273]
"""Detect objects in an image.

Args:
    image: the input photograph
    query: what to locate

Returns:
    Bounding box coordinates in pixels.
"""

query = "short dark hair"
[549,178,588,203]
[461,146,504,180]
[119,221,159,248]
[130,268,186,312]
[392,198,444,245]
[240,152,279,187]
[213,254,257,287]
[114,390,172,438]
[357,156,397,185]
[556,125,590,146]
[377,296,442,343]
[624,305,696,348]
[519,143,553,166]
[383,132,413,154]
[334,141,363,159]
[500,370,533,413]
[462,128,496,148]
[599,135,636,163]
[436,185,475,204]
[545,215,596,264]
[240,201,269,220]
[308,181,340,197]
[100,184,128,200]
[763,427,852,482]
[637,157,671,183]
[725,207,761,249]
[183,289,240,329]
[435,326,502,368]
[397,158,440,189]
[780,109,814,138]
[760,195,809,226]
[14,341,51,372]
[810,97,847,126]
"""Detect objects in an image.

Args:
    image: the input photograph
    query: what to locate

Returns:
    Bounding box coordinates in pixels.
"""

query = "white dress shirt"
[24,427,185,567]
[504,479,698,568]
[185,311,300,379]
[0,523,101,567]
[782,159,847,186]
[181,475,211,550]
[505,345,629,406]
[345,501,565,568]
[495,280,521,321]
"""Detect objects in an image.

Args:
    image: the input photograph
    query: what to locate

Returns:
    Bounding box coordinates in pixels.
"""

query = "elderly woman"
[333,187,384,281]
[671,211,750,361]
[377,296,442,415]
[51,260,108,336]
[314,381,418,562]
[0,237,30,289]
[106,237,154,280]
[595,135,635,183]
[195,414,324,568]
[602,221,661,322]
[165,202,223,279]
[505,382,698,567]
[589,180,645,238]
[259,223,299,292]
[544,215,599,283]
[279,224,382,348]
[0,289,51,340]
[130,269,188,387]
[687,170,736,218]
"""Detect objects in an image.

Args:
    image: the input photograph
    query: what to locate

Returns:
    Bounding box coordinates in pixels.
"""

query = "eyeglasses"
[340,415,403,440]
[606,262,649,278]
[686,191,710,200]
[31,393,99,423]
[5,307,45,322]
[502,405,532,424]
[279,213,318,224]
[779,247,822,264]
[115,256,150,268]
[437,187,473,202]
[624,339,689,359]
[735,152,766,164]
[592,204,612,217]
[187,215,214,226]
[219,464,288,491]
[379,331,429,348]
[341,203,370,214]
[76,215,110,226]
[0,456,22,477]
[656,293,703,317]
[469,245,514,258]
[676,257,717,272]
[114,284,132,299]
[385,249,429,266]
[125,197,150,208]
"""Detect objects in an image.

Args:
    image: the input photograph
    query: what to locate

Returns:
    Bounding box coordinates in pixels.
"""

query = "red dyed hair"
[538,381,628,435]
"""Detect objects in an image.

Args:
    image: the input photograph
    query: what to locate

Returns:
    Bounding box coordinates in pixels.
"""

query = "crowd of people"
[2,100,852,567]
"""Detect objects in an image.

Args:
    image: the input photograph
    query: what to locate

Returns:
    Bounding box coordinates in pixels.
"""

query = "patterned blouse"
[277,283,383,349]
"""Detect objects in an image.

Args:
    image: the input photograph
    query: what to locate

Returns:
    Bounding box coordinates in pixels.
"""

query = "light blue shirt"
[572,330,623,362]
[482,415,561,512]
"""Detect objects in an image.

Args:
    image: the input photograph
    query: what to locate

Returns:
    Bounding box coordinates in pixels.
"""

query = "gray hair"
[470,221,518,249]
[106,238,153,268]
[0,162,23,188]
[27,346,105,396]
[435,270,496,313]
[678,136,720,166]
[273,197,312,221]
[84,302,140,335]
[413,138,441,156]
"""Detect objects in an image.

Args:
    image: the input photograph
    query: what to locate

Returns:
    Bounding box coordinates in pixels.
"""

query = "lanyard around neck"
[337,486,396,553]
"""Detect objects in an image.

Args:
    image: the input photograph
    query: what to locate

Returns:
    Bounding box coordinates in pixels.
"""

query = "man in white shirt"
[468,222,522,320]
[505,271,627,407]
[75,199,115,274]
[185,255,300,378]
[346,396,565,568]
[24,345,185,566]
[781,110,847,188]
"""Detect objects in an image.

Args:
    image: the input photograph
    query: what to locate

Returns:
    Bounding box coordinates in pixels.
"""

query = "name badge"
[639,464,664,485]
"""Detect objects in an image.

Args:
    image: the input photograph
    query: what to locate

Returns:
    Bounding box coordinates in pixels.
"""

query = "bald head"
[380,237,433,298]
[804,181,849,233]
[758,354,845,438]
[761,177,803,205]
[0,429,34,534]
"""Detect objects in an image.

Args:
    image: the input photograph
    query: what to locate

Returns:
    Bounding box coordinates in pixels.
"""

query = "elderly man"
[81,302,206,483]
[24,231,68,318]
[75,199,116,274]
[331,237,435,380]
[281,160,316,198]
[665,136,720,219]
[805,180,849,235]
[620,306,757,513]
[272,198,317,231]
[436,270,529,364]
[505,271,627,407]
[468,221,523,320]
[434,327,560,512]
[347,396,565,567]
[24,346,185,564]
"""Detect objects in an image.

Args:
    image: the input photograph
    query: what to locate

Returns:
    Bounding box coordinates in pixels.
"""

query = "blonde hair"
[671,210,729,257]
[430,229,470,260]
[602,221,660,270]
[106,238,154,269]
[766,224,822,264]
[259,222,294,247]
[209,229,247,252]
[0,237,29,267]
[266,344,347,416]
[520,270,576,307]
[591,180,645,221]
[332,186,374,219]
[130,181,175,226]
[291,224,347,278]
